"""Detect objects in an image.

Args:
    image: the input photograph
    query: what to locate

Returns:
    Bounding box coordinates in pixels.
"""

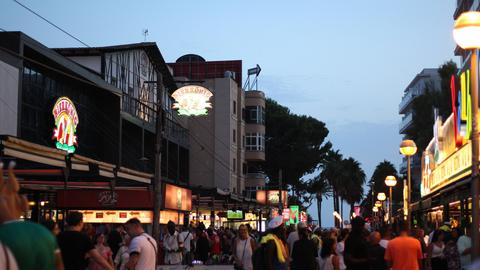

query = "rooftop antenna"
[142,29,149,42]
[243,64,262,90]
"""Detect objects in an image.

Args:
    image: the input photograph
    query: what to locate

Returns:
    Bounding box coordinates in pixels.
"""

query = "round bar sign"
[52,97,79,153]
[171,85,213,116]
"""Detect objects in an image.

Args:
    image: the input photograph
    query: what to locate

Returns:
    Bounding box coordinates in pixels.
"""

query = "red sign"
[96,212,103,218]
[119,212,127,218]
[256,190,288,207]
[282,209,291,221]
[163,184,192,211]
[57,189,153,209]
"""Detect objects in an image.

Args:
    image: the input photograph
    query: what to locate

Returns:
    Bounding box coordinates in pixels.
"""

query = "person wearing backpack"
[179,225,193,265]
[253,216,289,270]
[233,224,256,270]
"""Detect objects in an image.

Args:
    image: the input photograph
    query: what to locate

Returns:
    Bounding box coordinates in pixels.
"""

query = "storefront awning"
[0,136,152,184]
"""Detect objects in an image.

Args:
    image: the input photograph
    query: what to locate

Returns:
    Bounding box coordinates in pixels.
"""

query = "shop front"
[417,66,475,229]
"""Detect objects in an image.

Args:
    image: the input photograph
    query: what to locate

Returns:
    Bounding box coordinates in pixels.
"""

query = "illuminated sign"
[451,69,473,147]
[76,209,184,224]
[52,97,79,153]
[300,211,307,223]
[171,85,213,116]
[256,190,288,207]
[288,205,299,225]
[163,183,192,211]
[227,210,244,220]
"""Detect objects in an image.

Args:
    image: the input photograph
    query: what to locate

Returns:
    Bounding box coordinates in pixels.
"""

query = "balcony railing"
[399,90,416,113]
[246,172,267,180]
[399,113,414,133]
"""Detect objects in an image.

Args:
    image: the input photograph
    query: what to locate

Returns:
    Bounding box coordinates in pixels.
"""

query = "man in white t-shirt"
[164,221,182,265]
[457,227,472,269]
[125,218,157,270]
[179,225,193,265]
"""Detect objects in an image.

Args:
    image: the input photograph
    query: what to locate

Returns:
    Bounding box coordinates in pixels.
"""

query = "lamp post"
[377,193,386,226]
[385,176,397,224]
[400,139,417,230]
[453,11,480,260]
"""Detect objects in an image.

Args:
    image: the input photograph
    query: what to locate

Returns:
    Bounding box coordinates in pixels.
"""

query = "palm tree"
[320,150,344,227]
[308,174,331,228]
[339,157,366,216]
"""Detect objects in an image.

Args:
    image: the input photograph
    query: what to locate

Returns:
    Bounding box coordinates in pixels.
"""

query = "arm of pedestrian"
[87,249,114,270]
[332,255,340,270]
[126,252,140,270]
[54,251,64,270]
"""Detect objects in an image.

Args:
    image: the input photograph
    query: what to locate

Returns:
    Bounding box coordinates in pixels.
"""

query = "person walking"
[384,221,422,270]
[427,230,446,270]
[457,226,472,270]
[443,230,461,270]
[318,237,340,270]
[179,225,193,265]
[114,235,130,270]
[336,229,349,270]
[291,222,317,270]
[344,217,370,270]
[57,211,113,270]
[163,221,182,265]
[124,218,157,270]
[0,164,64,270]
[258,216,289,270]
[88,233,114,270]
[233,224,256,270]
[194,226,210,263]
[367,231,387,270]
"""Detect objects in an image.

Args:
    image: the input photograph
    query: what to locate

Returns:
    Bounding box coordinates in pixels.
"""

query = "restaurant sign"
[163,183,192,211]
[52,97,79,153]
[256,190,288,208]
[171,85,213,116]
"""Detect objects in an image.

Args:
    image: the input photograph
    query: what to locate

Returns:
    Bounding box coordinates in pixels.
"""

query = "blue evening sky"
[1,0,458,227]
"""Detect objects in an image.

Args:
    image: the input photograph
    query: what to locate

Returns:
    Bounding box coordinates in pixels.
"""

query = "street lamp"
[377,192,386,202]
[400,139,417,230]
[375,201,382,208]
[453,11,480,260]
[385,176,397,224]
[377,193,386,226]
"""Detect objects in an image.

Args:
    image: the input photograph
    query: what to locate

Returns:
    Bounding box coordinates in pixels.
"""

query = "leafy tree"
[405,61,457,152]
[265,98,331,199]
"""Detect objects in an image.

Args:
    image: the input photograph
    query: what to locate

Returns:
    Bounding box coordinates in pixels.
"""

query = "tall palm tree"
[308,174,331,228]
[339,157,366,215]
[320,150,344,227]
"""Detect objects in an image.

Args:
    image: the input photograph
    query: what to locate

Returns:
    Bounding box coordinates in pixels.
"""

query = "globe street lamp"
[453,11,480,260]
[385,176,397,224]
[377,193,387,226]
[400,139,417,230]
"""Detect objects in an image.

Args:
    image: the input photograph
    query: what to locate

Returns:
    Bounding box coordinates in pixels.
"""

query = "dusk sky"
[1,0,458,227]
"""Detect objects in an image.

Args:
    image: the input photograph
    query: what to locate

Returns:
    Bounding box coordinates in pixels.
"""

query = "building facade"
[0,32,191,225]
[169,55,266,196]
[399,68,442,200]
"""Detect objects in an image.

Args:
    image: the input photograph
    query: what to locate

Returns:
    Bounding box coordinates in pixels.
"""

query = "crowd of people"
[0,163,478,270]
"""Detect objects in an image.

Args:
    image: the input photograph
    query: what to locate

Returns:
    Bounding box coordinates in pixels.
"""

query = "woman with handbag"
[233,225,256,270]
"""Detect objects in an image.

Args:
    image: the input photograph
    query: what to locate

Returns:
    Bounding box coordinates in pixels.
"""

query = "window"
[245,133,265,151]
[242,163,247,175]
[233,158,236,172]
[233,129,236,143]
[245,106,265,124]
[233,101,236,114]
[242,135,246,149]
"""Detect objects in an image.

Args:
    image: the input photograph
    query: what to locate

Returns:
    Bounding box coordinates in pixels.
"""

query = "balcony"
[399,90,416,114]
[245,150,265,161]
[399,113,414,134]
[245,172,266,188]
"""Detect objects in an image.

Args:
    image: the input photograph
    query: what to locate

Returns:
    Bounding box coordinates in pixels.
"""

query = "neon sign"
[451,70,472,147]
[171,85,213,116]
[52,97,79,153]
